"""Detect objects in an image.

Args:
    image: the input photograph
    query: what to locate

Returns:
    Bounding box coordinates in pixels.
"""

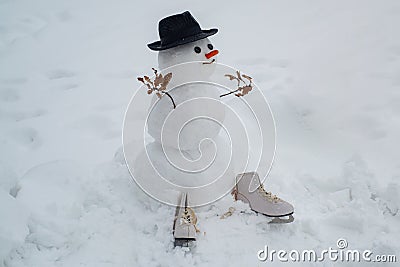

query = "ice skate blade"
[239,210,295,224]
[174,238,196,248]
[268,214,294,224]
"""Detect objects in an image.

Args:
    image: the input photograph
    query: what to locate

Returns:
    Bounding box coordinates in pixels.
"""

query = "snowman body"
[147,38,224,151]
[134,38,236,206]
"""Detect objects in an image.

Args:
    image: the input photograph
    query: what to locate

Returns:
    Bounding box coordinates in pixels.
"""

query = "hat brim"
[147,28,218,51]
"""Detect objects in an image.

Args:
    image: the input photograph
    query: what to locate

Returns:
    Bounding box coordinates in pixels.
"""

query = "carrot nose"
[205,50,219,59]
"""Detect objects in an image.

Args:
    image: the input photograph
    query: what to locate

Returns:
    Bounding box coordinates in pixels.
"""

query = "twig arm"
[220,88,241,98]
[164,91,176,108]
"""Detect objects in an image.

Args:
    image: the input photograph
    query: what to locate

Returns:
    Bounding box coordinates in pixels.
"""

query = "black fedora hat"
[147,11,218,51]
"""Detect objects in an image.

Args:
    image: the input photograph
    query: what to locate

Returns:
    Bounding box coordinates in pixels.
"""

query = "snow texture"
[1,0,400,266]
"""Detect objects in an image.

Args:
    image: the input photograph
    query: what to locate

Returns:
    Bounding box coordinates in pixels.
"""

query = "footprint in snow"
[59,83,79,91]
[1,77,27,85]
[46,69,76,80]
[3,109,47,122]
[0,88,20,103]
[9,127,42,149]
[57,10,73,22]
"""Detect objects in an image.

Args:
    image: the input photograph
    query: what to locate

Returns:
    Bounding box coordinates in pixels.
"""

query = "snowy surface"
[1,0,400,266]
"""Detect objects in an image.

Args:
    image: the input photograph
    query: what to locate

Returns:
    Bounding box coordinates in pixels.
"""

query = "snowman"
[134,11,294,247]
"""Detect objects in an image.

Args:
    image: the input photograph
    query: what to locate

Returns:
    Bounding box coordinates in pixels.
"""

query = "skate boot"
[173,192,198,247]
[232,172,294,223]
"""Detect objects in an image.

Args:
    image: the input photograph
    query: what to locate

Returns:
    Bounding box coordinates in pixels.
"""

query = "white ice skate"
[173,192,199,247]
[232,172,294,223]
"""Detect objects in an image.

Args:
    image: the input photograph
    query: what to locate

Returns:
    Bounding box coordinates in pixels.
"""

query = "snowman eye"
[207,44,213,50]
[194,46,201,53]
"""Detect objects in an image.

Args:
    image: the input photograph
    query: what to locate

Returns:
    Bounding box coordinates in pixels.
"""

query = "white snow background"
[1,0,399,266]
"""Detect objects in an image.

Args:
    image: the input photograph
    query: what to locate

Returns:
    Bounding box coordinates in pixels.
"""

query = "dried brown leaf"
[242,74,252,81]
[225,74,241,86]
[238,71,247,84]
[225,74,237,81]
[144,76,154,87]
[156,92,162,98]
[162,73,172,88]
[137,77,144,83]
[154,74,163,87]
[240,85,253,96]
[236,71,241,79]
[147,89,152,94]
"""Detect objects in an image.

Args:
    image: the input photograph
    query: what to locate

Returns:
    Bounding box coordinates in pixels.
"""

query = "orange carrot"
[205,50,219,59]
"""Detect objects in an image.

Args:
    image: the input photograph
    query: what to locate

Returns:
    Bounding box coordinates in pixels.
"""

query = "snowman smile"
[203,58,216,65]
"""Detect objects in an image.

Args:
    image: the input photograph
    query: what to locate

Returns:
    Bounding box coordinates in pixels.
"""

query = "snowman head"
[148,11,219,76]
[158,37,219,69]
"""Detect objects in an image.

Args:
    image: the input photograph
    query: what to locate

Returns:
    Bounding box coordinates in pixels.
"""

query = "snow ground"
[1,0,399,266]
